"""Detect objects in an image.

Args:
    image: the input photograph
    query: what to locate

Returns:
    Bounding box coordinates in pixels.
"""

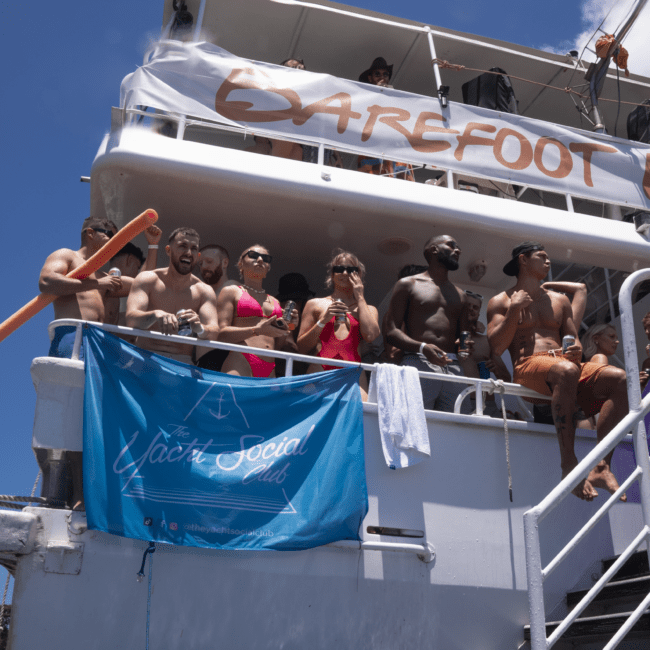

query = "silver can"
[458,331,471,359]
[176,310,193,337]
[108,267,121,277]
[282,300,297,331]
[562,335,575,354]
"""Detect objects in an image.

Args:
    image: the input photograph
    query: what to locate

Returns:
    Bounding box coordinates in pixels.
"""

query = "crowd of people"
[41,216,649,509]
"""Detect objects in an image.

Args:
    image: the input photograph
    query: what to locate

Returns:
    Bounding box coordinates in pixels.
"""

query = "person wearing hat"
[357,57,415,182]
[276,273,315,342]
[487,242,629,502]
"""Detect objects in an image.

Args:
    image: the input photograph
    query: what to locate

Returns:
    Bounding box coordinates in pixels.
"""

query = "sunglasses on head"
[92,228,114,238]
[246,250,272,263]
[332,265,359,274]
[465,290,483,301]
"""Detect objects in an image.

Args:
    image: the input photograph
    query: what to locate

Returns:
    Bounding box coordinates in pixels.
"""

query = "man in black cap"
[357,57,414,182]
[487,242,628,502]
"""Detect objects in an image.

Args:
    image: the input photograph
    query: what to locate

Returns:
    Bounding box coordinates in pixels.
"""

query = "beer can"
[562,335,575,354]
[282,300,297,331]
[176,310,192,337]
[108,267,121,277]
[477,361,491,379]
[458,331,470,359]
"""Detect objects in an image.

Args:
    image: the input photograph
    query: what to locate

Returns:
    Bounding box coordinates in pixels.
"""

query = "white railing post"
[619,268,650,553]
[524,510,547,650]
[176,115,187,140]
[424,26,442,92]
[71,324,83,361]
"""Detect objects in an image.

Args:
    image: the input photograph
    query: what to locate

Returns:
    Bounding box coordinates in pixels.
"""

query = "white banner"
[122,41,650,210]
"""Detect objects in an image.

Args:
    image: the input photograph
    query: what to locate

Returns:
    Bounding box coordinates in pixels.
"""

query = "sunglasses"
[332,265,359,274]
[92,228,114,238]
[465,290,483,301]
[245,250,272,263]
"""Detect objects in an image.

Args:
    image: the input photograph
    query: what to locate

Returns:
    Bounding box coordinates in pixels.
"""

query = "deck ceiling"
[161,0,650,137]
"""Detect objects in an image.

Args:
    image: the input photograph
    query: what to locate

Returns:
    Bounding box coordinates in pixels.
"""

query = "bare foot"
[588,463,627,502]
[562,465,598,501]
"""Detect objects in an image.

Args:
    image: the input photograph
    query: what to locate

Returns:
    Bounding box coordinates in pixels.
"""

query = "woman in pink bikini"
[297,249,380,400]
[217,245,298,377]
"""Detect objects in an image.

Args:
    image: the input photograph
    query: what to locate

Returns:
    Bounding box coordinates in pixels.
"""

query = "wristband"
[419,342,426,355]
[316,321,325,329]
[148,245,159,249]
[195,325,206,338]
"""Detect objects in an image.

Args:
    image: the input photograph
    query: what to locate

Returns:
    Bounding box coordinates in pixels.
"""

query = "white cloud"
[542,0,650,78]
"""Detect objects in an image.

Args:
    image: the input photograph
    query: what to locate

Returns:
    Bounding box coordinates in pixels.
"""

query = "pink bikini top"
[236,287,282,319]
[318,314,362,364]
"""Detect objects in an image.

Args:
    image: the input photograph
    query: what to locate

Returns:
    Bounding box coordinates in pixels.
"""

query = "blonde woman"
[582,324,619,365]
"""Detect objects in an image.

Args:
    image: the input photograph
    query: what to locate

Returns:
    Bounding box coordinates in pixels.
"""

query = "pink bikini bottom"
[242,352,276,378]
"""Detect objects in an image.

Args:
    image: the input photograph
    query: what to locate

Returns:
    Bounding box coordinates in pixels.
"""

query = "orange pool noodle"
[0,209,158,343]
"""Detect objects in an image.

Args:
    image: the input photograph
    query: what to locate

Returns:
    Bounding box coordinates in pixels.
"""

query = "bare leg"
[588,367,628,501]
[548,362,598,501]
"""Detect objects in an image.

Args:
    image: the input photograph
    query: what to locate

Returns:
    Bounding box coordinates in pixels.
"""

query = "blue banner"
[82,326,367,550]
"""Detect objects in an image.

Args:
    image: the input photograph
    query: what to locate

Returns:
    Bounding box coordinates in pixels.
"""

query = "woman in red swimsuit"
[297,249,380,400]
[217,245,298,377]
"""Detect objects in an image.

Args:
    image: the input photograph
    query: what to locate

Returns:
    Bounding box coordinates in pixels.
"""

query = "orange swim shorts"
[513,351,608,416]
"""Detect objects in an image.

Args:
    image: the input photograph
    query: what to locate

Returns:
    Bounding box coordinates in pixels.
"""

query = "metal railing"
[524,268,650,650]
[48,318,546,418]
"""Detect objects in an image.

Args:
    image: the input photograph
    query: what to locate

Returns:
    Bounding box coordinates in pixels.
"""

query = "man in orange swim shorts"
[487,242,628,502]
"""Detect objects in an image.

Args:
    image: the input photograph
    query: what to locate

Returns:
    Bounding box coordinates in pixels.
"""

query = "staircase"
[524,550,650,649]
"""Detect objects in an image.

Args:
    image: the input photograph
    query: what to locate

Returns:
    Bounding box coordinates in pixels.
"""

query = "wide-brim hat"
[359,57,393,83]
[503,241,544,276]
[276,273,316,302]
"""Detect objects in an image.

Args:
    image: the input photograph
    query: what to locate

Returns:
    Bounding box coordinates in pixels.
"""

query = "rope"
[137,542,156,650]
[485,379,513,502]
[0,571,10,637]
[431,58,648,108]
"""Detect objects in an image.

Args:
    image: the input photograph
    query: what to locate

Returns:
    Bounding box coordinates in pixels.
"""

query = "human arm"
[384,279,450,366]
[559,297,582,363]
[297,299,346,354]
[486,355,512,382]
[589,353,609,365]
[39,249,122,295]
[216,287,286,343]
[177,285,219,340]
[349,271,381,341]
[487,291,532,357]
[542,281,587,326]
[125,272,177,334]
[142,225,162,272]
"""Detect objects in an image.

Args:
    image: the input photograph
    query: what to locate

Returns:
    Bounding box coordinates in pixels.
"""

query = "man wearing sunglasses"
[384,234,473,413]
[39,217,124,360]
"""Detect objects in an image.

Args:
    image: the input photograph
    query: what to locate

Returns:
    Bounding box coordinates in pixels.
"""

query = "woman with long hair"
[217,244,297,377]
[298,249,380,400]
[582,324,619,365]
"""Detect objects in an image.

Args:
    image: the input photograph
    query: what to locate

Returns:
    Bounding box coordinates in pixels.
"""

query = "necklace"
[242,284,266,295]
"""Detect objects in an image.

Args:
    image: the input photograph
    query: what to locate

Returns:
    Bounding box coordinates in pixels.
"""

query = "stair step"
[567,574,650,609]
[524,610,650,641]
[603,550,649,582]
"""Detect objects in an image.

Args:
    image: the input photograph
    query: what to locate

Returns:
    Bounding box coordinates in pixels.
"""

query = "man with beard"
[127,228,218,364]
[384,235,473,412]
[194,244,237,369]
[487,242,628,501]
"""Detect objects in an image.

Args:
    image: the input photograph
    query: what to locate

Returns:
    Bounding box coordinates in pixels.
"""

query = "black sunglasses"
[246,250,272,264]
[92,228,114,238]
[332,265,359,274]
[465,290,483,301]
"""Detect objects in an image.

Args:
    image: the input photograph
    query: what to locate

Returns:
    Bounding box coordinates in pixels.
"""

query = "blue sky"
[1,0,646,599]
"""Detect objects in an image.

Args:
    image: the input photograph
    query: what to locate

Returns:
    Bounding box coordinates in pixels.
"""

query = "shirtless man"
[39,217,123,359]
[384,234,472,413]
[459,291,511,416]
[195,244,237,370]
[487,242,628,501]
[126,228,218,364]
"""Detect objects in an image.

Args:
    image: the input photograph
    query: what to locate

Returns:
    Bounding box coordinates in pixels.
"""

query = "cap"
[276,273,315,302]
[502,242,544,276]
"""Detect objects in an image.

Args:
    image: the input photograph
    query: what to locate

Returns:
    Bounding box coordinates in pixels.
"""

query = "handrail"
[524,267,650,650]
[47,318,550,411]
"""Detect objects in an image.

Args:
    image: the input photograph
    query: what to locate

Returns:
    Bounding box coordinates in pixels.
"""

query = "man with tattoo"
[384,234,472,412]
[487,242,628,501]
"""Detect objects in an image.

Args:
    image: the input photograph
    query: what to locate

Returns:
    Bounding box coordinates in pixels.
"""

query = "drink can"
[336,313,347,324]
[458,331,470,359]
[108,267,121,277]
[176,310,192,337]
[282,300,297,331]
[562,335,575,354]
[477,361,490,379]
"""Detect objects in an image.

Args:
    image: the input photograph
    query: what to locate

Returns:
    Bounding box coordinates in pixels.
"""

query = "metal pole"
[424,26,442,91]
[193,0,207,41]
[524,511,547,650]
[176,115,187,140]
[603,268,616,323]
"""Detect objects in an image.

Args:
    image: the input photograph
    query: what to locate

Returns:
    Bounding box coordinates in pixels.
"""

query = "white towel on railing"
[368,364,430,469]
